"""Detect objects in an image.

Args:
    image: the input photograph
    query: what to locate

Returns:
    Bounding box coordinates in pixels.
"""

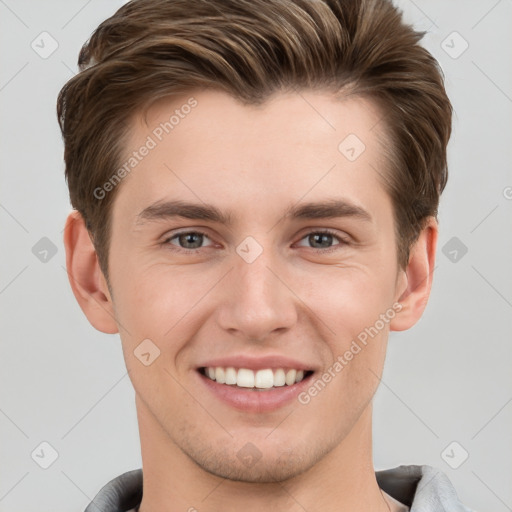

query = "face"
[106,89,407,482]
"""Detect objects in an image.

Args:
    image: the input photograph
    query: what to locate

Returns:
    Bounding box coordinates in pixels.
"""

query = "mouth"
[196,364,316,412]
[198,366,314,391]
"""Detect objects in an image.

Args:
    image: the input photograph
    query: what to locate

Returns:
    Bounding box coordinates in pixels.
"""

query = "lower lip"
[197,370,314,413]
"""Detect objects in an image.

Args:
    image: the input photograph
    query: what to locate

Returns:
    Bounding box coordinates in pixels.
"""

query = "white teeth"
[285,369,297,386]
[225,367,237,385]
[255,369,274,389]
[273,368,286,387]
[215,367,226,384]
[237,368,255,388]
[202,366,308,388]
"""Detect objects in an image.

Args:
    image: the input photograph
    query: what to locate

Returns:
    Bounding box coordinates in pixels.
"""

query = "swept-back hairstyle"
[57,0,452,282]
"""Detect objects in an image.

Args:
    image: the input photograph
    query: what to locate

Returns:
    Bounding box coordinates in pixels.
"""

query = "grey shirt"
[84,464,475,511]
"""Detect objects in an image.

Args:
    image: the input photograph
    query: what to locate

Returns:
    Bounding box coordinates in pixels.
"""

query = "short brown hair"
[57,0,452,283]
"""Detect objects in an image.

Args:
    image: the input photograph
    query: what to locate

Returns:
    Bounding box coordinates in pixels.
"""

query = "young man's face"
[69,89,435,483]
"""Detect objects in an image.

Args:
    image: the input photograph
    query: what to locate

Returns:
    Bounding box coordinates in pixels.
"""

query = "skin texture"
[64,89,437,512]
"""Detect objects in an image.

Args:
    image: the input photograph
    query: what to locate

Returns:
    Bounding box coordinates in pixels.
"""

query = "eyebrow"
[135,198,373,226]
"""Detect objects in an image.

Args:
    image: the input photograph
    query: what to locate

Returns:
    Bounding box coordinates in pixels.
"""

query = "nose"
[215,243,298,341]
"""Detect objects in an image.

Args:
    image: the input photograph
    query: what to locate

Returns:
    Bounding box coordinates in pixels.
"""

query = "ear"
[63,210,119,334]
[390,216,438,332]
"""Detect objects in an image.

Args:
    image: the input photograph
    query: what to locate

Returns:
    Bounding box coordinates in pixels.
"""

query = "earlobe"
[63,210,119,334]
[389,217,438,332]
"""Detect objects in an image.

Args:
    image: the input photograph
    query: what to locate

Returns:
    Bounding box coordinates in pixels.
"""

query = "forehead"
[112,89,392,227]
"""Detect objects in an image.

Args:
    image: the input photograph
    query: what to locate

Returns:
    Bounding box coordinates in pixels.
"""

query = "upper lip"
[197,354,317,372]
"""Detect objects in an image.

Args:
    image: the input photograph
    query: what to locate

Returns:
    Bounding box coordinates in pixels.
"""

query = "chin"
[184,436,331,484]
[200,453,311,483]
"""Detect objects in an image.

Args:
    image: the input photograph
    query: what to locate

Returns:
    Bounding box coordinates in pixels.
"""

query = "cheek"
[111,260,211,341]
[307,265,396,337]
[305,266,395,400]
[112,263,200,412]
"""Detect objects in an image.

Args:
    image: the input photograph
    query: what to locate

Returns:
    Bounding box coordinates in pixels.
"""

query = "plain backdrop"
[1,1,511,511]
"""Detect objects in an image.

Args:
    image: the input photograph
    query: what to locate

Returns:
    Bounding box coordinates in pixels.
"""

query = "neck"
[136,396,390,512]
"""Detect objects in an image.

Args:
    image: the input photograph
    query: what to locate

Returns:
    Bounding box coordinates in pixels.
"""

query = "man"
[58,0,473,510]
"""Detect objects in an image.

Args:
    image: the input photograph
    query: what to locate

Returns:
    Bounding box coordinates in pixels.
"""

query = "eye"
[164,230,214,251]
[296,229,349,253]
[162,228,349,254]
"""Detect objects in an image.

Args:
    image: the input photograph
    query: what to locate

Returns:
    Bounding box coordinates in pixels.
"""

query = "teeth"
[225,367,237,385]
[215,367,226,384]
[285,369,297,386]
[237,368,255,388]
[273,368,286,387]
[254,369,273,389]
[202,366,309,388]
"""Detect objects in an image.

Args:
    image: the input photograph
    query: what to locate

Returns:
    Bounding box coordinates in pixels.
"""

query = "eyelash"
[162,229,349,254]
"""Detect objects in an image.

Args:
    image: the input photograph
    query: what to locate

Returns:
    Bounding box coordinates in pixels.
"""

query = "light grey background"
[1,1,511,511]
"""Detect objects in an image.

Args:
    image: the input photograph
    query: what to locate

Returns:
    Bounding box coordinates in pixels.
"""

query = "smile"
[200,366,313,390]
[197,365,315,412]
